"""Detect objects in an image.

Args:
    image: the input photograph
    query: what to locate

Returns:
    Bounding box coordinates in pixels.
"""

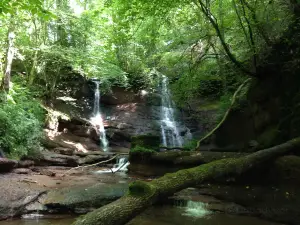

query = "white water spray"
[96,156,129,174]
[90,81,109,151]
[183,201,211,218]
[160,75,184,147]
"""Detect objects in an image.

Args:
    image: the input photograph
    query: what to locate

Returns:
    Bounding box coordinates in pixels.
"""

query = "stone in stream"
[43,183,128,214]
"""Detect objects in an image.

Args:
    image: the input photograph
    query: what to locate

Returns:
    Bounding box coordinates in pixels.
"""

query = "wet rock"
[43,129,101,152]
[53,147,74,156]
[43,183,128,214]
[31,167,56,177]
[18,160,35,168]
[0,158,18,173]
[77,154,110,165]
[27,150,80,167]
[12,168,32,174]
[0,190,45,220]
[75,151,111,157]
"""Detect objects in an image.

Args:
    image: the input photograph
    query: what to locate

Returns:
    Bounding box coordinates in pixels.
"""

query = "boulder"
[53,147,74,156]
[18,160,35,168]
[77,155,110,165]
[12,168,32,174]
[0,158,18,173]
[31,167,56,177]
[27,150,80,167]
[43,183,128,214]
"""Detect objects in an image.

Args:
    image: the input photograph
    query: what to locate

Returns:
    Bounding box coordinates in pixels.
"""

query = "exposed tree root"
[195,78,252,150]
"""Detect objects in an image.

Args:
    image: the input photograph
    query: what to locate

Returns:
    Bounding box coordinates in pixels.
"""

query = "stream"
[1,204,282,225]
[0,169,283,225]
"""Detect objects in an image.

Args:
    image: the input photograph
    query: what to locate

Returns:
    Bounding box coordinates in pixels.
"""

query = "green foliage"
[131,134,161,149]
[217,93,232,122]
[0,0,296,159]
[183,139,198,151]
[130,145,156,154]
[0,82,45,159]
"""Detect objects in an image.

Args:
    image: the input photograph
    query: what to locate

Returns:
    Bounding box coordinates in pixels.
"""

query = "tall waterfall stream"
[160,75,192,147]
[90,81,109,151]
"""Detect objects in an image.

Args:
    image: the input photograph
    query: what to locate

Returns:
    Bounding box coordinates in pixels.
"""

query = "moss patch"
[128,181,155,197]
[131,134,160,149]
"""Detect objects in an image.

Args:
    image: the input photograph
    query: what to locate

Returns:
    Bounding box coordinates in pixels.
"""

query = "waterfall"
[90,81,109,151]
[160,75,184,147]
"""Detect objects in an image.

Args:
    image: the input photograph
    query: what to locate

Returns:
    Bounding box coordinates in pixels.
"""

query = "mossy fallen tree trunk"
[73,138,300,225]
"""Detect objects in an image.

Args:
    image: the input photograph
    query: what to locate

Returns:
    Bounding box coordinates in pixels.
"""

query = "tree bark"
[1,20,15,93]
[73,137,300,225]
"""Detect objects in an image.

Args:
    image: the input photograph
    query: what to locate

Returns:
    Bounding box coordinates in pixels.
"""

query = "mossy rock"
[129,146,156,163]
[131,134,160,149]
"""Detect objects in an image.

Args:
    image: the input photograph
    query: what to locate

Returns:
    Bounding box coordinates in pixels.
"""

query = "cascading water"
[112,157,130,172]
[183,201,211,218]
[160,75,184,147]
[90,81,109,151]
[95,156,129,174]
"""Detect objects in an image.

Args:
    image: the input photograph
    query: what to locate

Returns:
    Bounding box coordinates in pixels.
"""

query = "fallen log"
[73,138,300,225]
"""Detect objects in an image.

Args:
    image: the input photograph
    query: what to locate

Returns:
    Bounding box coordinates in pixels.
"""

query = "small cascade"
[95,156,129,174]
[182,201,211,218]
[90,81,109,151]
[159,75,184,147]
[112,157,130,172]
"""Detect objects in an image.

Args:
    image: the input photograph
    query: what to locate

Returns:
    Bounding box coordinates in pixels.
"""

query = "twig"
[64,153,128,174]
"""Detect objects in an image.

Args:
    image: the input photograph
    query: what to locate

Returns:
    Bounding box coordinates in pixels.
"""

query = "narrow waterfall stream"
[160,75,188,147]
[90,80,109,151]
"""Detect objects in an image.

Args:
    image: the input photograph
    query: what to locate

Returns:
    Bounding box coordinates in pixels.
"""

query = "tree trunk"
[1,21,15,93]
[28,50,39,86]
[194,0,256,77]
[73,137,300,225]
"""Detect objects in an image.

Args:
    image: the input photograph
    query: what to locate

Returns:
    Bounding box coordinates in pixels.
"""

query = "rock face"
[25,150,112,167]
[45,75,197,149]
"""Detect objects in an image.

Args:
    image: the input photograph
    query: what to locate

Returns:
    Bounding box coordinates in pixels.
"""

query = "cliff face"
[45,76,197,150]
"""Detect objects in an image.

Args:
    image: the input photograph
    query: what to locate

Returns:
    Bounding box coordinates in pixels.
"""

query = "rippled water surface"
[1,204,282,225]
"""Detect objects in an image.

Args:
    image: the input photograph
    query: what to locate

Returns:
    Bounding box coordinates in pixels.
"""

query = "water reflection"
[1,204,282,225]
